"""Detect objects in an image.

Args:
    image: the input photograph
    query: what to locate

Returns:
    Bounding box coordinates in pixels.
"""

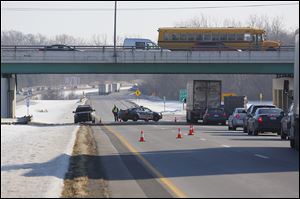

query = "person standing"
[112,105,119,122]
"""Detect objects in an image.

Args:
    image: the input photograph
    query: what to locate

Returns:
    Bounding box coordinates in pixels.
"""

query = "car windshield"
[76,106,92,112]
[257,108,282,115]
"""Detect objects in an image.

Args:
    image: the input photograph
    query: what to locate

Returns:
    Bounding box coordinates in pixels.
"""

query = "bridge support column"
[272,77,294,112]
[1,74,16,118]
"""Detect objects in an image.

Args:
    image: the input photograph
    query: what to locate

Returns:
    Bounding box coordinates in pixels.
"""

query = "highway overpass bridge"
[1,45,295,117]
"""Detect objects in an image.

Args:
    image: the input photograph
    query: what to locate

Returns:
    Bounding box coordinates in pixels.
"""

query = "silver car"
[228,108,247,130]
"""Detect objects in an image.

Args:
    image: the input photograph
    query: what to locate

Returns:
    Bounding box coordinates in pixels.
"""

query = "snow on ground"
[128,97,186,115]
[1,99,84,197]
[128,96,273,116]
[62,88,98,98]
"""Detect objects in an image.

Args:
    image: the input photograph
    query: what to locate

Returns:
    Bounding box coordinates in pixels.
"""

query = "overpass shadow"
[2,147,298,181]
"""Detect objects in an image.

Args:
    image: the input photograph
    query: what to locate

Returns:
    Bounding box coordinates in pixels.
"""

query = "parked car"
[39,44,78,51]
[228,108,247,130]
[280,103,294,140]
[73,105,96,123]
[243,104,276,133]
[247,108,284,136]
[202,108,227,125]
[118,106,162,122]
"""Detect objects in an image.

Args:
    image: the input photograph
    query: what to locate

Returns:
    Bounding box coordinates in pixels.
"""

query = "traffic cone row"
[138,125,197,142]
[139,130,145,142]
[176,128,182,139]
[188,125,194,135]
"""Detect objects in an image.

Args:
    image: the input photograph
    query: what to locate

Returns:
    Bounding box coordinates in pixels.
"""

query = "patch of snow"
[1,99,83,197]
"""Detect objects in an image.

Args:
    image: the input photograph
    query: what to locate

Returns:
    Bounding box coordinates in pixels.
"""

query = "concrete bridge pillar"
[272,77,294,112]
[1,74,16,118]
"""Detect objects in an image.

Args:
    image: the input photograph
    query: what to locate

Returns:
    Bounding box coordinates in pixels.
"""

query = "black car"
[280,103,294,140]
[118,106,162,122]
[203,108,227,125]
[247,108,284,136]
[39,44,77,51]
[73,105,96,123]
[243,104,276,133]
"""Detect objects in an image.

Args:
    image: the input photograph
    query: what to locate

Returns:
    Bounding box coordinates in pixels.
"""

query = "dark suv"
[203,108,227,125]
[243,104,276,133]
[118,106,162,122]
[73,105,96,123]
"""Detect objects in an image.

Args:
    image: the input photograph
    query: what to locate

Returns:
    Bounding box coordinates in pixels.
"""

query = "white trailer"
[98,84,109,95]
[112,83,121,92]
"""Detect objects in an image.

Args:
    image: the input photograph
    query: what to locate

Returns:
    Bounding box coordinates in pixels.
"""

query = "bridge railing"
[0,45,296,52]
[1,45,295,64]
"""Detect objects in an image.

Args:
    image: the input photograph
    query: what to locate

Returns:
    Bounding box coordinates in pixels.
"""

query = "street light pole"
[113,1,117,62]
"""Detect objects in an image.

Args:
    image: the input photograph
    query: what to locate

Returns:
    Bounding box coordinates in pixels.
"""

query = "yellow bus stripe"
[104,125,188,198]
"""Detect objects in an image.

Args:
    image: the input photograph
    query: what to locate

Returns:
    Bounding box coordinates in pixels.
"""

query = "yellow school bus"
[157,27,280,51]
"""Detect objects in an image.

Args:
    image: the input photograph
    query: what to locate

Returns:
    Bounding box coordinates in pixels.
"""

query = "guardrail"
[1,45,296,52]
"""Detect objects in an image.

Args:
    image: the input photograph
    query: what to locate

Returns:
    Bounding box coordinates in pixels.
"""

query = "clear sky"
[1,1,299,44]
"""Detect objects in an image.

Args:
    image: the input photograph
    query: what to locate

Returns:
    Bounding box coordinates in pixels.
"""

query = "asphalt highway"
[88,91,299,198]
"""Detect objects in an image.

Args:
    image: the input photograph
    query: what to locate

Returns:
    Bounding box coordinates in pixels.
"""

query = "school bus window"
[244,33,252,41]
[220,33,227,41]
[236,34,244,41]
[204,33,212,41]
[228,34,236,41]
[257,34,263,42]
[164,33,170,41]
[187,34,194,41]
[172,33,179,41]
[196,34,203,41]
[212,33,220,41]
[180,33,187,41]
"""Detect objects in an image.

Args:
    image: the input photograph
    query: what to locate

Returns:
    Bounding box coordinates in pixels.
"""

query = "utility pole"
[113,1,117,62]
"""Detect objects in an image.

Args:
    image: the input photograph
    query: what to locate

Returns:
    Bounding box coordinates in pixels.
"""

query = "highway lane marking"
[254,154,270,159]
[103,125,188,198]
[221,145,231,148]
[200,138,207,141]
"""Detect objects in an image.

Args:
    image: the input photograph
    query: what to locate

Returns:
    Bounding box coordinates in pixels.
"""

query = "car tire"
[247,126,252,135]
[254,129,259,136]
[153,116,159,122]
[133,115,139,122]
[243,126,247,133]
[123,118,128,122]
[228,126,232,130]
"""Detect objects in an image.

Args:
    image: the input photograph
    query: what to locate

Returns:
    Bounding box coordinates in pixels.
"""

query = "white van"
[123,38,167,51]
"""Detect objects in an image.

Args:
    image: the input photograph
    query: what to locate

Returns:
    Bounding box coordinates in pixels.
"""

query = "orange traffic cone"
[188,125,194,135]
[176,128,182,139]
[139,130,145,142]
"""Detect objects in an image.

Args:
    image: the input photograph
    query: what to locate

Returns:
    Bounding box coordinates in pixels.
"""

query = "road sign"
[179,89,187,102]
[135,89,141,97]
[25,97,30,107]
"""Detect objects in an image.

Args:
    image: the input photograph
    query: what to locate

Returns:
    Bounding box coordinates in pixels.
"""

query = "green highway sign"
[179,89,187,102]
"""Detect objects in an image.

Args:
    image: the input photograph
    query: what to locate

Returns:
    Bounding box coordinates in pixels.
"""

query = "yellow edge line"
[104,125,188,198]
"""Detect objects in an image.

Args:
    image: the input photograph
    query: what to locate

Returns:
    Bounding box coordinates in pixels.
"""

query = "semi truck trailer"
[186,80,222,123]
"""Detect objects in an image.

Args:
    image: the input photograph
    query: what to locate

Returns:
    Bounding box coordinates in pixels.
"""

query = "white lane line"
[222,145,231,148]
[254,154,270,159]
[200,138,207,141]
